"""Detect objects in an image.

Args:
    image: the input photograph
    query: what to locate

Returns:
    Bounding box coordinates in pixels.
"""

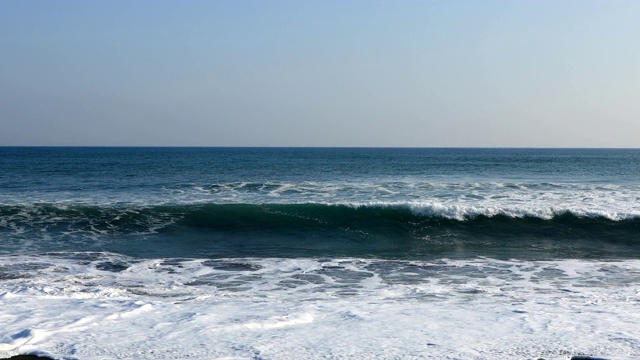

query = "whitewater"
[2,255,639,359]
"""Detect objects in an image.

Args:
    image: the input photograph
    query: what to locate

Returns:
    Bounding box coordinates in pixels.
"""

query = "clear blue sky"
[1,1,639,147]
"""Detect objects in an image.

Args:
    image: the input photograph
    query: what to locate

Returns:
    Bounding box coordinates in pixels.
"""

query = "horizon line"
[1,145,639,150]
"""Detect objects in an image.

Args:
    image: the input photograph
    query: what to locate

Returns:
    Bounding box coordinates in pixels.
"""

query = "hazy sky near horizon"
[1,1,639,147]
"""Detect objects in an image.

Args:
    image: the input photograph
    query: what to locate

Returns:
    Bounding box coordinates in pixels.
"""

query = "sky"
[1,1,639,147]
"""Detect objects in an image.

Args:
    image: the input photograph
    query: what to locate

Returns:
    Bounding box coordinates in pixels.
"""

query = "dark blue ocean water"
[1,147,640,259]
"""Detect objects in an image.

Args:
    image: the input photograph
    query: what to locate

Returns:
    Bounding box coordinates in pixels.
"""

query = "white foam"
[1,254,640,359]
[0,181,634,203]
[242,313,314,330]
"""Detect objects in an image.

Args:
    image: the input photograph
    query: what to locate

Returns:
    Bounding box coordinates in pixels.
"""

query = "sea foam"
[1,254,639,359]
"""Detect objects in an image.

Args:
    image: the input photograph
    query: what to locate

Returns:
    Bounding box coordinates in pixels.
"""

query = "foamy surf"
[1,255,639,359]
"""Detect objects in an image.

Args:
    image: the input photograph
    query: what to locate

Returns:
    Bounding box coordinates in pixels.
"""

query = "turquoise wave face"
[2,203,639,259]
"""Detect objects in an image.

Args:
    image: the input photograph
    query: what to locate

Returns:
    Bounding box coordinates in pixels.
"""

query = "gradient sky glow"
[1,1,639,147]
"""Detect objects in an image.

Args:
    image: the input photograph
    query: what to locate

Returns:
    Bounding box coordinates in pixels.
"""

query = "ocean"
[1,147,639,359]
